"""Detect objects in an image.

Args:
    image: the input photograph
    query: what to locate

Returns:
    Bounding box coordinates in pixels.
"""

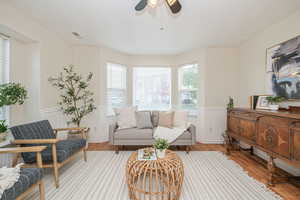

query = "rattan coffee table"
[126,150,184,200]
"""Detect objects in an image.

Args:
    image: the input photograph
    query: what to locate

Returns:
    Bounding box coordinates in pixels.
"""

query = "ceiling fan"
[135,0,182,14]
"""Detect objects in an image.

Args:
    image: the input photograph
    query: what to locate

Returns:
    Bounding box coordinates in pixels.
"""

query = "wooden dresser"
[226,108,300,185]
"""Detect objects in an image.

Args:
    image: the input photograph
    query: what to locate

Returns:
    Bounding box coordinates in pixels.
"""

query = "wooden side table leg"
[268,156,276,187]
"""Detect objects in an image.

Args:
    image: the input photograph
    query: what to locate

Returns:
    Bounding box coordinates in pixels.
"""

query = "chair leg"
[51,144,59,188]
[39,181,45,200]
[83,149,87,162]
[115,146,119,154]
[186,146,190,154]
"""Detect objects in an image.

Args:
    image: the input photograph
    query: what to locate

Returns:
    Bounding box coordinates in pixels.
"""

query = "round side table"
[126,150,184,200]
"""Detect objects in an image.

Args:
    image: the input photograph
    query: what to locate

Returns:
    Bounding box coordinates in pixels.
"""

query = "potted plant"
[49,65,96,134]
[0,120,8,142]
[153,138,169,158]
[0,82,27,142]
[266,96,285,110]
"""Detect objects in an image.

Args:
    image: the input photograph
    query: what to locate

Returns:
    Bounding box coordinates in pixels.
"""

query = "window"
[107,63,127,115]
[0,35,9,121]
[178,64,198,112]
[133,67,171,110]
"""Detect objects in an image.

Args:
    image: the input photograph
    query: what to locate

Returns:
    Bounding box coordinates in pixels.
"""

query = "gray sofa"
[109,111,196,153]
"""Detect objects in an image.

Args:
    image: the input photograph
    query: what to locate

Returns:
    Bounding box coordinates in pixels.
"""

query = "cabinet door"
[257,116,290,158]
[240,119,256,142]
[228,116,240,135]
[291,129,300,163]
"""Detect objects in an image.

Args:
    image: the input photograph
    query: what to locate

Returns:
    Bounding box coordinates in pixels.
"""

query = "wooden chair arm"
[0,146,47,154]
[53,127,88,132]
[12,139,59,144]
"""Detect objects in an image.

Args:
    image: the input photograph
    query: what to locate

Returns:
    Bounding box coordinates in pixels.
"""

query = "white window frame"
[133,67,172,111]
[106,62,127,116]
[178,64,198,116]
[0,34,10,123]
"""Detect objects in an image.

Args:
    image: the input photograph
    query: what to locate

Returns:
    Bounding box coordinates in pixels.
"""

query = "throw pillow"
[114,106,137,129]
[135,111,153,129]
[158,111,174,128]
[173,111,188,128]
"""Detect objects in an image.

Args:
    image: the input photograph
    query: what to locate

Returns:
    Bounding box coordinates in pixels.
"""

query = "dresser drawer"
[258,118,290,158]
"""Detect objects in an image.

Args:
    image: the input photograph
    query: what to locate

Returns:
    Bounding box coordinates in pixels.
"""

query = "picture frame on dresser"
[256,95,271,110]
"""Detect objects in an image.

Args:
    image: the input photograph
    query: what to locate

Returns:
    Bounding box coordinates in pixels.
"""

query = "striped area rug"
[24,151,281,200]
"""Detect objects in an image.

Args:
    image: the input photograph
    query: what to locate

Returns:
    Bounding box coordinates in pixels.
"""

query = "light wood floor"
[87,142,300,200]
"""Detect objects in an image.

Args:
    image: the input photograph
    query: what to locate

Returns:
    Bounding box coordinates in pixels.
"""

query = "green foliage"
[182,68,198,89]
[227,96,234,110]
[153,138,169,150]
[0,83,27,107]
[266,96,285,104]
[0,120,8,133]
[48,65,96,127]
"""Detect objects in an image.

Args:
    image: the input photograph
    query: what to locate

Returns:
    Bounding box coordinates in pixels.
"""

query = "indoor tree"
[48,65,96,127]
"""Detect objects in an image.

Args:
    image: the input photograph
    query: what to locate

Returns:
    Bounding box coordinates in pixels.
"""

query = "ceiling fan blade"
[135,0,148,11]
[165,0,182,14]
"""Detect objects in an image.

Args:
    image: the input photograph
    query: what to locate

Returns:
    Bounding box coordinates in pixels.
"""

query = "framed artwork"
[266,35,300,99]
[256,95,271,110]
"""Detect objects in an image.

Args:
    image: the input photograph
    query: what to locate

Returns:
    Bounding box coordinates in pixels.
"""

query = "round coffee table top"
[126,150,184,200]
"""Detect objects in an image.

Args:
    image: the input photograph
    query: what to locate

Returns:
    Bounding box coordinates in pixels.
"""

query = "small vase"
[0,132,8,142]
[269,104,279,111]
[156,149,166,158]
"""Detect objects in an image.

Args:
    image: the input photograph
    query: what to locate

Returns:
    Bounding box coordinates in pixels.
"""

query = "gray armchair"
[10,120,88,188]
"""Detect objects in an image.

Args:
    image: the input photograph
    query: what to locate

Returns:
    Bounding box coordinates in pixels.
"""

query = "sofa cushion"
[114,128,153,140]
[136,111,153,129]
[22,138,86,164]
[1,168,43,200]
[151,111,159,127]
[10,120,56,140]
[114,106,137,129]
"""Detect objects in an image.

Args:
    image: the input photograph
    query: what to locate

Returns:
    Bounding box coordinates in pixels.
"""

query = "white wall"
[238,9,300,175]
[0,2,72,126]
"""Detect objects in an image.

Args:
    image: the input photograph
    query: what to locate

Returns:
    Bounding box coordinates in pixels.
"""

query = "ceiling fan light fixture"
[149,0,158,8]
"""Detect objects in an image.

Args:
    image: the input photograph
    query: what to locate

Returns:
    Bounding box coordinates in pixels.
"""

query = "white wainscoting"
[197,107,227,144]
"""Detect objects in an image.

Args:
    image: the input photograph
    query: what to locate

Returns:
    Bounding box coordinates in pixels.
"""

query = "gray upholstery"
[114,128,153,139]
[1,168,43,200]
[151,111,159,127]
[10,120,87,164]
[135,111,153,129]
[23,139,87,164]
[109,111,196,147]
[10,120,56,140]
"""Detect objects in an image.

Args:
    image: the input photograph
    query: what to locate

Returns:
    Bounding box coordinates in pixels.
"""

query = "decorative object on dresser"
[255,95,272,110]
[266,35,300,99]
[227,96,234,110]
[226,108,300,186]
[126,150,184,200]
[266,96,285,110]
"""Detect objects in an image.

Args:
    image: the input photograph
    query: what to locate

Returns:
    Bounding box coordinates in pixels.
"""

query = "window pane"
[107,63,127,115]
[133,67,171,110]
[180,90,198,109]
[178,64,198,111]
[179,64,198,90]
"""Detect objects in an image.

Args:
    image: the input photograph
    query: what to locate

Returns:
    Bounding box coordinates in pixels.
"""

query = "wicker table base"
[126,150,184,200]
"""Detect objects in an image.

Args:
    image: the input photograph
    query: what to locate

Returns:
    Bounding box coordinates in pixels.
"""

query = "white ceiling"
[3,0,300,55]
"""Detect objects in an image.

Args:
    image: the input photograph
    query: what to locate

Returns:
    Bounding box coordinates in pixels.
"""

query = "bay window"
[133,67,171,110]
[107,63,127,115]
